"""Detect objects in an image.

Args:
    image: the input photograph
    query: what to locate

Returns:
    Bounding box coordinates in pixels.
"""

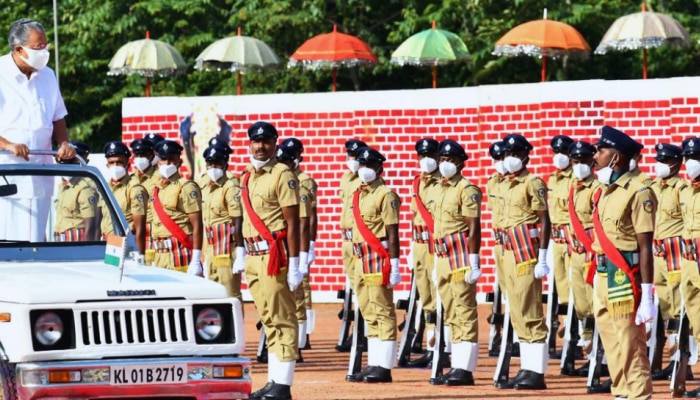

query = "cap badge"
[691,141,695,147]
[110,143,116,150]
[362,150,369,158]
[494,145,500,151]
[509,138,515,144]
[422,140,428,148]
[257,127,264,134]
[556,138,562,146]
[351,143,358,150]
[287,141,294,147]
[211,148,216,155]
[276,149,283,156]
[445,144,451,151]
[163,143,168,150]
[657,144,662,150]
[576,142,582,148]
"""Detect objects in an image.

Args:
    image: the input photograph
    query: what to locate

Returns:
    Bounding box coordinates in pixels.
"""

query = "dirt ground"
[242,302,689,399]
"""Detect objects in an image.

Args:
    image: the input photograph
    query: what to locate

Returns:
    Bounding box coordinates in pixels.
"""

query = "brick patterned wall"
[120,78,700,302]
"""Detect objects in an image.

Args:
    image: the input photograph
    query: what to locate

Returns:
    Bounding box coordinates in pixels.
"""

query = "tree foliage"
[3,0,700,148]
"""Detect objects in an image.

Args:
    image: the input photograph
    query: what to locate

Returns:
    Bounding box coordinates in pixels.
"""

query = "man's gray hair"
[8,19,45,51]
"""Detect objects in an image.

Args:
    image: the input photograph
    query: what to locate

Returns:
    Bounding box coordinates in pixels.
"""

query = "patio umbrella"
[390,21,470,89]
[595,3,690,79]
[288,25,377,92]
[195,27,280,95]
[493,9,590,82]
[108,31,186,97]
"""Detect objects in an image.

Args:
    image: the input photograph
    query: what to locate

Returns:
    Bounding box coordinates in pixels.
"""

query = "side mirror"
[0,184,17,197]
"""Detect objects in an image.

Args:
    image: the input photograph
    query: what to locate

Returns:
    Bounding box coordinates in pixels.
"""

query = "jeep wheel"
[0,359,17,400]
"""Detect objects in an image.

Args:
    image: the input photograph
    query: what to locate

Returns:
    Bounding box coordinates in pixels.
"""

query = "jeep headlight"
[196,307,222,342]
[34,312,64,346]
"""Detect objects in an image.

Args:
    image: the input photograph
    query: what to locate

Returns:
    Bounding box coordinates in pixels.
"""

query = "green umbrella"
[390,21,470,88]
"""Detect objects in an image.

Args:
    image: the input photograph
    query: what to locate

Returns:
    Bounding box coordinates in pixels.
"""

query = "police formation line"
[53,123,700,400]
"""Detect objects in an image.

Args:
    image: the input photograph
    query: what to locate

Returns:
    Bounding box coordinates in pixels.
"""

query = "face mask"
[597,158,616,185]
[419,157,438,173]
[686,159,700,180]
[159,164,178,179]
[357,167,377,183]
[250,156,269,170]
[151,155,160,166]
[20,46,50,70]
[107,166,127,182]
[294,159,300,169]
[629,159,638,171]
[572,163,591,180]
[439,161,457,179]
[494,160,507,175]
[133,157,151,172]
[553,153,570,170]
[654,162,671,179]
[207,168,224,182]
[346,160,359,173]
[504,156,524,174]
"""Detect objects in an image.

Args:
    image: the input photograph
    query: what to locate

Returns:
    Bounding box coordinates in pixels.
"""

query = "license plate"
[110,364,187,385]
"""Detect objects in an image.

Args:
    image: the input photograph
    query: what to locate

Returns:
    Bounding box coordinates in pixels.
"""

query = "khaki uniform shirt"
[240,160,298,238]
[55,178,99,232]
[592,172,656,252]
[351,179,401,243]
[569,175,602,230]
[411,171,440,227]
[680,183,700,239]
[430,175,481,238]
[630,168,654,188]
[486,173,505,229]
[100,175,148,235]
[149,174,202,239]
[547,168,573,225]
[651,176,686,240]
[340,171,362,230]
[200,175,242,227]
[500,170,548,229]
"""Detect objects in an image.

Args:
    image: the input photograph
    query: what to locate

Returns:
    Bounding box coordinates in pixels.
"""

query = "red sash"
[352,189,390,286]
[592,188,641,309]
[241,171,287,276]
[568,186,597,285]
[151,186,193,250]
[412,175,434,254]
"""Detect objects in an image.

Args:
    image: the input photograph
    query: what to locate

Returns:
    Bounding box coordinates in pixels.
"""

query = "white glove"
[388,258,401,288]
[407,243,415,271]
[299,251,310,275]
[287,256,303,291]
[635,283,657,325]
[188,249,204,277]
[534,248,549,279]
[381,240,389,249]
[232,247,246,274]
[466,253,482,284]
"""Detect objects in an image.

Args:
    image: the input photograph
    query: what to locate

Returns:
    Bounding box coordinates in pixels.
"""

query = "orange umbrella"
[493,10,590,81]
[288,25,377,91]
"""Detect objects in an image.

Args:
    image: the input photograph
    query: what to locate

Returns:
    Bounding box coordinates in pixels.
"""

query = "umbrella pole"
[146,76,150,97]
[237,71,242,95]
[432,65,437,89]
[643,48,647,79]
[333,67,337,92]
[541,54,546,82]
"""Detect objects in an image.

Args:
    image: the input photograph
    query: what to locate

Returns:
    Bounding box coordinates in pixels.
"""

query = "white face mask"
[504,156,524,174]
[686,159,700,180]
[207,168,224,182]
[159,164,178,179]
[346,159,359,173]
[133,157,151,172]
[107,166,127,182]
[20,46,50,70]
[151,155,160,166]
[597,158,616,185]
[553,153,570,170]
[439,161,457,179]
[494,160,507,175]
[654,162,671,179]
[629,159,638,171]
[250,156,270,170]
[357,167,377,183]
[572,163,591,180]
[419,157,438,173]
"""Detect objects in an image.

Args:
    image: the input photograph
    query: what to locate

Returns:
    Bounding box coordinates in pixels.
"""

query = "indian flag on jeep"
[104,234,126,268]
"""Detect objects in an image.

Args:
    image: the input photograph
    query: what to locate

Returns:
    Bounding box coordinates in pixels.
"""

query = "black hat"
[569,141,596,159]
[594,126,641,158]
[415,138,439,155]
[654,143,683,162]
[130,138,154,154]
[247,121,278,141]
[345,139,367,157]
[154,140,184,158]
[280,137,304,154]
[503,134,533,152]
[203,145,229,163]
[356,147,386,164]
[143,133,165,146]
[551,135,574,154]
[489,141,505,159]
[438,139,467,160]
[275,145,297,162]
[208,135,231,154]
[70,141,90,157]
[682,138,700,156]
[682,137,697,150]
[103,141,131,158]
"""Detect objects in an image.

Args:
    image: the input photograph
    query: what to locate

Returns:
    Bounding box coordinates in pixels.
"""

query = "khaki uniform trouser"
[354,257,397,340]
[414,242,436,329]
[303,274,312,308]
[495,244,506,294]
[246,254,298,362]
[681,258,700,346]
[203,243,242,302]
[654,255,681,321]
[502,249,548,343]
[594,274,652,400]
[435,257,478,343]
[295,283,308,322]
[552,241,570,304]
[342,241,356,289]
[570,251,594,340]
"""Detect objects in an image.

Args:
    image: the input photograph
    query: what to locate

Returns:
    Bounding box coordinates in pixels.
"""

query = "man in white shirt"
[0,18,76,242]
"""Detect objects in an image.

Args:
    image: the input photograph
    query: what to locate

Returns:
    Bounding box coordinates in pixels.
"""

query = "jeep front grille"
[79,308,189,345]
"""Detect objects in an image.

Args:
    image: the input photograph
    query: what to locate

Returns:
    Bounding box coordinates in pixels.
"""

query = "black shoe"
[405,351,432,369]
[429,368,455,385]
[336,335,353,352]
[652,361,673,380]
[561,363,577,377]
[445,369,475,386]
[261,383,292,400]
[514,370,547,390]
[572,361,589,377]
[250,381,275,400]
[495,369,527,389]
[683,386,700,398]
[297,349,303,363]
[346,366,374,383]
[550,350,562,360]
[587,378,612,394]
[363,366,392,383]
[303,334,312,350]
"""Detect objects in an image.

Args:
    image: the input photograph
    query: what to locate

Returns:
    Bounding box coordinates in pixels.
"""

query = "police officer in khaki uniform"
[149,140,204,276]
[649,143,686,380]
[195,136,236,186]
[143,132,165,166]
[200,144,243,304]
[496,133,550,390]
[54,141,99,242]
[100,141,148,255]
[233,122,303,400]
[591,125,655,400]
[130,138,161,265]
[429,139,482,386]
[345,147,400,384]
